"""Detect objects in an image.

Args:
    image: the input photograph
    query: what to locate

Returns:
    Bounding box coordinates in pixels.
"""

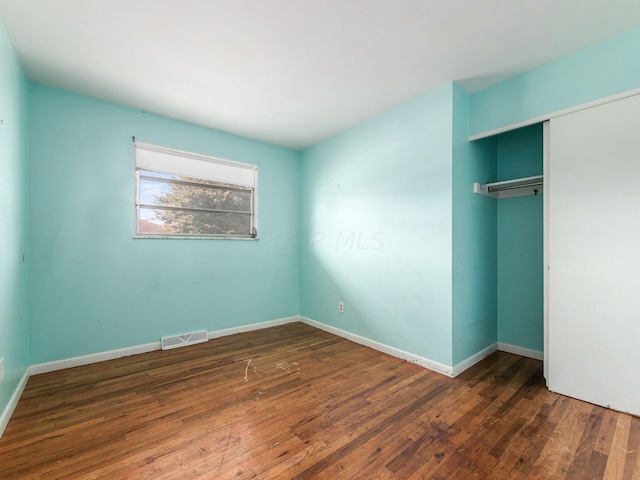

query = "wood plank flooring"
[1,322,638,479]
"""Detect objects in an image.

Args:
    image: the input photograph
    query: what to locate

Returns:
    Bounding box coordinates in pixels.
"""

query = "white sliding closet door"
[548,94,640,416]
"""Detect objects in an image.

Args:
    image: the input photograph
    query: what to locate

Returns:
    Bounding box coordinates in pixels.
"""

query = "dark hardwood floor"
[1,322,638,479]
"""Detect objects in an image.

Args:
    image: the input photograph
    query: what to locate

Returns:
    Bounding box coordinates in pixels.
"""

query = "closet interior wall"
[495,124,544,353]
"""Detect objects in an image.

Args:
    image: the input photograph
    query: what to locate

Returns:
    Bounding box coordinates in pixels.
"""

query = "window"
[134,142,257,239]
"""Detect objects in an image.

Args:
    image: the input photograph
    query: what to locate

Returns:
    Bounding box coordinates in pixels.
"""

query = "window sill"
[133,234,258,240]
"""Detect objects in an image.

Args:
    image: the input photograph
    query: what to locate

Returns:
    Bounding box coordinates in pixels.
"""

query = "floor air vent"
[161,330,208,350]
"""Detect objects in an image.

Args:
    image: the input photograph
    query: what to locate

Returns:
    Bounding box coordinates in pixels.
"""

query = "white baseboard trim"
[299,316,454,377]
[298,319,545,377]
[26,320,544,379]
[0,369,30,438]
[30,341,162,376]
[498,342,544,361]
[29,316,302,376]
[452,343,499,377]
[207,316,299,340]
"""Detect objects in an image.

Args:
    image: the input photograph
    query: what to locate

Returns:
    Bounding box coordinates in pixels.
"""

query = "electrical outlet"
[0,357,4,383]
[338,301,344,313]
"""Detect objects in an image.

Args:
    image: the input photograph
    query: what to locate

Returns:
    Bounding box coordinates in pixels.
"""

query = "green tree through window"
[151,177,252,236]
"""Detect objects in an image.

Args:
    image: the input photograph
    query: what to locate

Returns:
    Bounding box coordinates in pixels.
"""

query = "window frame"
[134,142,258,240]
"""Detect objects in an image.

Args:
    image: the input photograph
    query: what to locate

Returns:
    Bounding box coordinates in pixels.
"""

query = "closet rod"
[473,175,543,198]
[488,180,543,193]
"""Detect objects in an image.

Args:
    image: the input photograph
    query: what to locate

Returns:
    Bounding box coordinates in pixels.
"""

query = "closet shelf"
[473,175,543,199]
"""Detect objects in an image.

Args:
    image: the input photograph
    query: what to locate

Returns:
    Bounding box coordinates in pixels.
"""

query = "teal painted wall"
[470,27,640,136]
[451,85,498,365]
[300,84,454,366]
[0,19,30,418]
[496,124,543,351]
[28,84,301,364]
[0,20,636,396]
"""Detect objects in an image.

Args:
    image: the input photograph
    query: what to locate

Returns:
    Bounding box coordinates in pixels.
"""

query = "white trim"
[0,369,30,438]
[207,316,300,339]
[29,342,162,376]
[543,120,550,382]
[498,342,544,361]
[299,317,455,377]
[452,343,499,377]
[133,234,258,241]
[29,316,301,376]
[469,87,640,141]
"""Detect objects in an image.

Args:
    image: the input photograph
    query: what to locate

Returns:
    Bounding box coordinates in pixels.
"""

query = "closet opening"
[475,123,544,363]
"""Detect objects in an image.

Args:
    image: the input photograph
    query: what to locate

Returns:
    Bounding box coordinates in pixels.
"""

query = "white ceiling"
[1,1,639,150]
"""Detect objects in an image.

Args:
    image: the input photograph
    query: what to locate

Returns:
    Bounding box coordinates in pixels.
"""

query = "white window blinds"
[134,142,257,188]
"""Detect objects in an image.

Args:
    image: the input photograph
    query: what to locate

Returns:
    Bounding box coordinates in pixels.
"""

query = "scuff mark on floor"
[276,360,301,375]
[243,359,264,382]
[244,359,251,382]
